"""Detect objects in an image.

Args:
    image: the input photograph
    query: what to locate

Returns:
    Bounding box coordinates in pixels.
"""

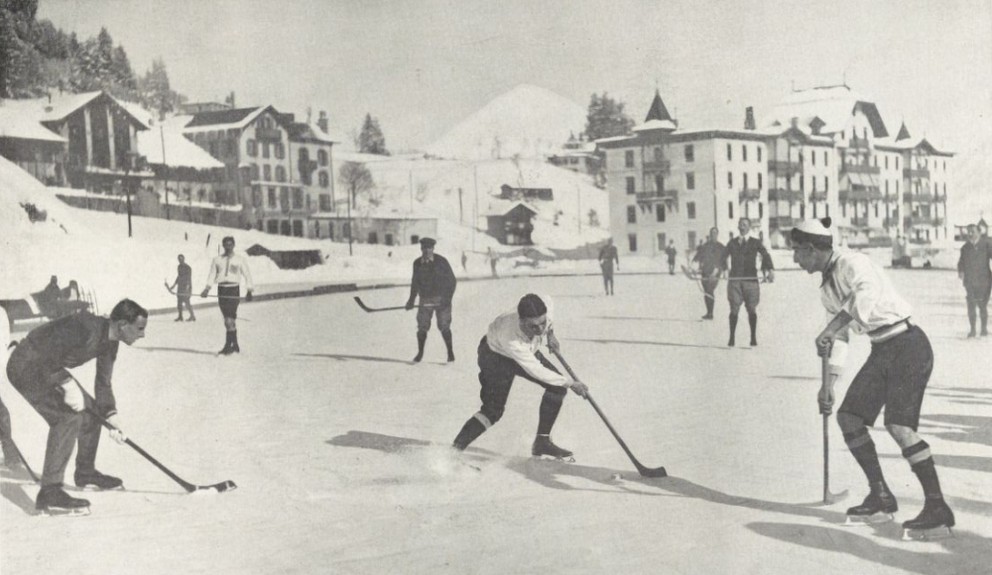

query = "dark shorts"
[218,285,240,319]
[965,282,991,305]
[727,280,760,313]
[416,297,452,332]
[475,337,564,422]
[838,325,932,429]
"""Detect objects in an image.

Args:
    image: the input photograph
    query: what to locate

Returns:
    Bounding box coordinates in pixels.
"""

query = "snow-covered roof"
[136,126,225,169]
[761,85,888,138]
[183,106,268,133]
[632,118,678,132]
[0,105,65,142]
[483,199,537,216]
[0,91,149,138]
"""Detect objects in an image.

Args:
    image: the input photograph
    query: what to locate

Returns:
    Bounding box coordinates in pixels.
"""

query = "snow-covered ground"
[1,268,990,574]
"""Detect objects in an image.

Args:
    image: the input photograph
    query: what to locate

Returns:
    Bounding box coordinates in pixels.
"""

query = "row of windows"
[246,140,286,159]
[726,143,763,163]
[246,164,331,188]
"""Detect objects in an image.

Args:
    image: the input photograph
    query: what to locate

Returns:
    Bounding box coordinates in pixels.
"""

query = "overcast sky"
[40,0,991,155]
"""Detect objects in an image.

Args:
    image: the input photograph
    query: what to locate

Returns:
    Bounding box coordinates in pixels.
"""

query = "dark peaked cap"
[419,237,436,248]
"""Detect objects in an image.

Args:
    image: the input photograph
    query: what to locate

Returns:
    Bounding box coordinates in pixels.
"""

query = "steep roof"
[136,126,225,169]
[644,89,674,123]
[184,107,263,129]
[0,104,66,142]
[762,85,888,138]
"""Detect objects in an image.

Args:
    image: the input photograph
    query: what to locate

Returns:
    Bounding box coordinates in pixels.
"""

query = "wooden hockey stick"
[821,354,848,505]
[353,296,439,313]
[68,375,236,494]
[164,280,248,300]
[552,350,667,478]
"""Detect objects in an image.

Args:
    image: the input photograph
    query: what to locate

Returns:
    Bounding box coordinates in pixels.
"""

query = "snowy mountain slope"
[425,84,587,161]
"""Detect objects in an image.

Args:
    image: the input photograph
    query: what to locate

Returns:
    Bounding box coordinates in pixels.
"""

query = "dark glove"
[405,300,415,310]
[245,290,253,302]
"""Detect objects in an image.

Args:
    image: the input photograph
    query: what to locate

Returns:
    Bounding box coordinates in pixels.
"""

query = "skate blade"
[77,484,124,492]
[843,512,894,526]
[533,454,576,463]
[902,526,954,541]
[39,507,91,517]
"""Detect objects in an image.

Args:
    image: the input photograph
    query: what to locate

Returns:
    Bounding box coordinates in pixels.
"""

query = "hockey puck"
[610,473,623,481]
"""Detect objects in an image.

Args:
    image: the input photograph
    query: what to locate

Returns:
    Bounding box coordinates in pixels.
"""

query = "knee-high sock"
[536,390,565,435]
[844,428,886,486]
[729,313,738,337]
[904,441,944,500]
[441,330,454,354]
[967,300,977,331]
[453,413,489,450]
[748,311,757,338]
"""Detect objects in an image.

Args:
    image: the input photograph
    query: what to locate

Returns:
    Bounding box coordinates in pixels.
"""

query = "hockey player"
[170,254,196,322]
[791,218,955,537]
[598,238,619,295]
[405,237,457,362]
[692,227,725,319]
[202,236,253,355]
[0,305,18,468]
[719,217,774,346]
[451,294,589,459]
[6,299,146,515]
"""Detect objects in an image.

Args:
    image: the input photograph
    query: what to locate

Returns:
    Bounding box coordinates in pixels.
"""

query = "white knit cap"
[790,217,833,246]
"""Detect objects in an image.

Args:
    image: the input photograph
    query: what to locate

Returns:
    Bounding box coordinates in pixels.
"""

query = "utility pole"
[408,169,413,213]
[347,186,354,256]
[576,184,581,233]
[123,151,135,238]
[458,187,463,224]
[473,163,479,251]
[160,123,170,220]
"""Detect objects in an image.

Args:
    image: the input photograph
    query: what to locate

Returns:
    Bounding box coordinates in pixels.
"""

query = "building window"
[266,220,279,234]
[812,151,816,166]
[247,140,257,157]
[686,172,695,190]
[275,166,286,182]
[728,201,734,219]
[368,231,378,244]
[626,177,635,195]
[727,172,733,189]
[250,164,260,180]
[628,233,638,252]
[318,149,328,166]
[627,205,637,224]
[743,173,748,189]
[657,233,666,250]
[319,194,331,211]
[824,151,828,166]
[758,202,763,218]
[685,145,694,162]
[280,220,291,236]
[687,230,696,249]
[825,204,830,218]
[267,188,277,208]
[263,165,271,181]
[314,221,321,238]
[656,204,665,222]
[742,145,748,162]
[824,176,828,193]
[757,147,762,162]
[757,173,762,190]
[811,177,817,192]
[293,220,303,237]
[274,142,285,159]
[625,150,634,168]
[874,203,879,217]
[319,171,329,188]
[293,189,304,209]
[895,157,900,170]
[727,143,732,161]
[262,142,270,159]
[687,202,696,219]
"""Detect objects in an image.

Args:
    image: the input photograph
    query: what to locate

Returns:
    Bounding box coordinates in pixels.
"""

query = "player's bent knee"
[836,411,864,433]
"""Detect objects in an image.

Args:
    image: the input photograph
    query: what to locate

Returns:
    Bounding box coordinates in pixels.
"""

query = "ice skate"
[36,485,90,516]
[902,499,955,541]
[532,435,574,462]
[74,469,123,490]
[844,487,897,525]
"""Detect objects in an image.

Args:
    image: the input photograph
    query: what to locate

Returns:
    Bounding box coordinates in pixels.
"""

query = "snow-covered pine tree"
[358,113,389,155]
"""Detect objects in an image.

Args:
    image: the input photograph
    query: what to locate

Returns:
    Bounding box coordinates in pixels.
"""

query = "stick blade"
[353,296,372,312]
[638,465,668,478]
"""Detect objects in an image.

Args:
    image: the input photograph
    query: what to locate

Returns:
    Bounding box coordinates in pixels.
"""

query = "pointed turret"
[896,122,911,141]
[645,89,674,123]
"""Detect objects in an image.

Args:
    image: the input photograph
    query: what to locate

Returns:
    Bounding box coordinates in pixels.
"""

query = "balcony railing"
[642,159,671,174]
[847,137,870,149]
[849,217,870,227]
[904,215,943,227]
[809,191,828,202]
[738,188,762,202]
[883,217,900,228]
[635,190,677,203]
[903,168,930,179]
[903,192,934,203]
[841,163,880,175]
[840,189,883,203]
[769,216,796,228]
[255,127,282,141]
[767,160,802,174]
[767,188,804,203]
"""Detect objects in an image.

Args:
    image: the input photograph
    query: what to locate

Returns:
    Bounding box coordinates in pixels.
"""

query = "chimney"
[317,111,328,133]
[790,116,799,129]
[744,106,755,130]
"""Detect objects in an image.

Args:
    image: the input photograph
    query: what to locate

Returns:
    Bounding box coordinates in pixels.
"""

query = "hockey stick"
[821,354,848,505]
[164,280,247,301]
[5,437,40,482]
[681,265,716,301]
[551,350,667,478]
[352,296,439,313]
[68,376,236,493]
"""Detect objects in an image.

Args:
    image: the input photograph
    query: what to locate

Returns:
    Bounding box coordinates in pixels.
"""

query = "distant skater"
[692,227,725,319]
[202,236,253,355]
[719,217,774,346]
[665,240,677,275]
[957,224,992,337]
[451,294,588,458]
[791,218,954,537]
[405,237,457,362]
[169,254,196,322]
[598,238,619,295]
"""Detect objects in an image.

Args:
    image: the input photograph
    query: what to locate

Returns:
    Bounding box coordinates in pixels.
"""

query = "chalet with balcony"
[0,101,67,185]
[486,200,538,245]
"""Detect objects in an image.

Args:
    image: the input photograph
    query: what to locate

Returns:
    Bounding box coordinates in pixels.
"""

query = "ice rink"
[2,270,990,574]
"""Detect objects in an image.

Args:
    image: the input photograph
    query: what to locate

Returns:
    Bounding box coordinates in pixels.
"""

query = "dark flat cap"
[419,237,436,248]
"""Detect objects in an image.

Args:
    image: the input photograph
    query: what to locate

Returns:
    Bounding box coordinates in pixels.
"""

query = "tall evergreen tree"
[138,58,174,119]
[584,92,635,141]
[358,113,389,156]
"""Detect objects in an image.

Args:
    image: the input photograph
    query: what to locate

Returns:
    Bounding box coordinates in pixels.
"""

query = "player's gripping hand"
[818,386,834,415]
[245,290,253,302]
[60,380,85,412]
[567,380,589,398]
[200,287,210,298]
[405,299,415,311]
[105,414,128,445]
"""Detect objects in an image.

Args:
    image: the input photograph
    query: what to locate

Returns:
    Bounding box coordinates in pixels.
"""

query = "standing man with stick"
[957,224,992,337]
[405,237,457,363]
[451,294,588,458]
[692,227,725,319]
[791,218,955,538]
[202,236,253,355]
[720,217,774,346]
[598,238,619,296]
[5,299,146,515]
[169,254,196,322]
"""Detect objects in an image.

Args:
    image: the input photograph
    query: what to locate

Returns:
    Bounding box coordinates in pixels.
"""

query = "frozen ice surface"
[2,271,990,574]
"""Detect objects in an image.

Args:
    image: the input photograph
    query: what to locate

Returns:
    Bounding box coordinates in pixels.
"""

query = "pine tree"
[358,113,389,156]
[138,58,173,119]
[585,92,635,141]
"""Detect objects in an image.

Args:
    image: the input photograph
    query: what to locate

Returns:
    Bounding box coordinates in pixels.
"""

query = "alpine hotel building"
[598,86,953,255]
